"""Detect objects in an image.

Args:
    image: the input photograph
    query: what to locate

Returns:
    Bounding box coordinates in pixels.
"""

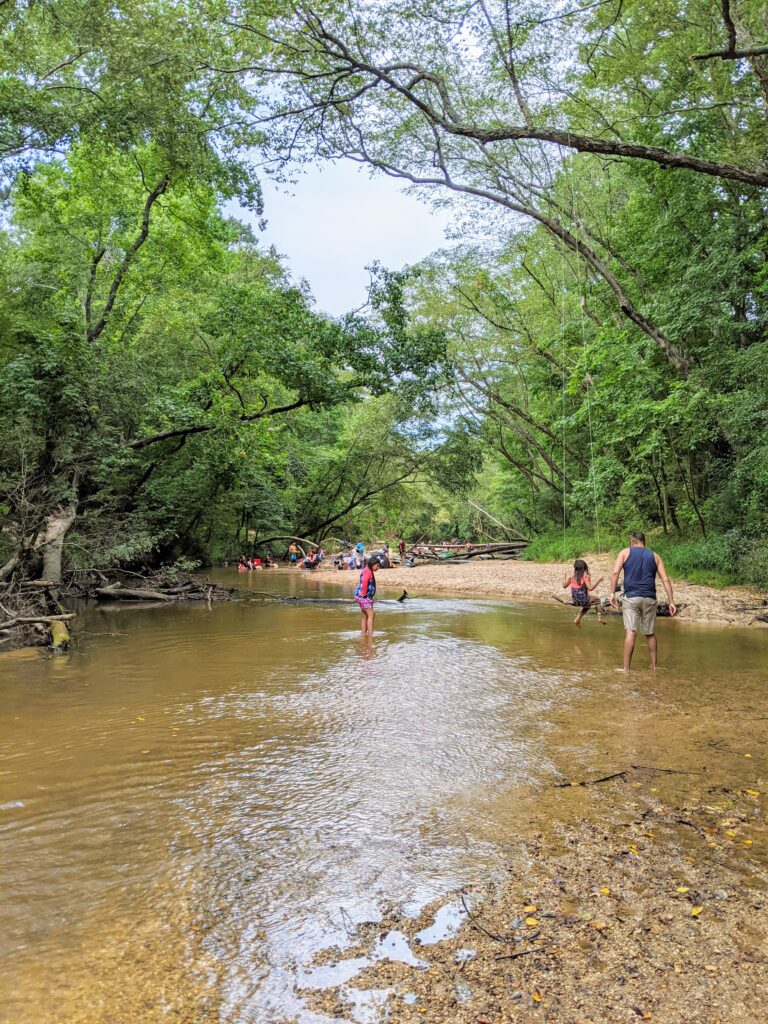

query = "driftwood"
[49,620,70,650]
[412,542,527,562]
[95,585,174,602]
[0,612,76,630]
[0,578,77,650]
[244,588,410,606]
[69,569,234,604]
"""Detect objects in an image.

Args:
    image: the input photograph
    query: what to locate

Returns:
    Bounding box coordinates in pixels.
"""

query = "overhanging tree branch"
[128,398,308,450]
[285,10,768,190]
[87,174,170,343]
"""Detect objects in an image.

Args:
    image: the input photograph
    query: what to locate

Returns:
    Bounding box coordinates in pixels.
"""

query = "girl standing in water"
[355,555,381,635]
[563,559,606,627]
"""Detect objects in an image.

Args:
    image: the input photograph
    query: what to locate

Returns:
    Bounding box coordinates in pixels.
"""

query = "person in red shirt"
[355,555,381,635]
[562,558,606,627]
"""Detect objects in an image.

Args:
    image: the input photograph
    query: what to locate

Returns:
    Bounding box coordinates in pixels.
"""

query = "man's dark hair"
[630,531,646,544]
[368,555,382,567]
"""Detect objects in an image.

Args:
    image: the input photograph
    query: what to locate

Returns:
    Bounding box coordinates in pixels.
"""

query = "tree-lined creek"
[1,571,767,1023]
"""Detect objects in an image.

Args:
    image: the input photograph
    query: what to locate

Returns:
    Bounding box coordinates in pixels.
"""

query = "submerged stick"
[555,771,628,788]
[556,763,702,787]
[460,893,516,944]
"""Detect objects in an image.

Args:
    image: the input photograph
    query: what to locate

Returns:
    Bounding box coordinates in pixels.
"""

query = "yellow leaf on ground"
[523,905,538,913]
[725,829,737,838]
[743,753,752,758]
[600,887,611,895]
[743,839,753,846]
[590,920,608,929]
[746,790,760,797]
[532,991,542,1003]
[525,917,539,927]
[675,886,689,893]
[691,906,703,917]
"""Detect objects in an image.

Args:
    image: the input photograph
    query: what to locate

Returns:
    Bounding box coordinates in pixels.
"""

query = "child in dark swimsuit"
[563,559,605,627]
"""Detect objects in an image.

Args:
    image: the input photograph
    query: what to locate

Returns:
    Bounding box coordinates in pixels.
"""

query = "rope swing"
[557,146,602,557]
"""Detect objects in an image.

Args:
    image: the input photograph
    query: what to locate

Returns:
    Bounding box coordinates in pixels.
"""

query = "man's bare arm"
[655,555,677,615]
[609,549,628,605]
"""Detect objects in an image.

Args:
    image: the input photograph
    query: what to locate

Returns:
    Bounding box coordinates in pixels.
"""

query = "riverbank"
[302,776,768,1023]
[315,557,767,627]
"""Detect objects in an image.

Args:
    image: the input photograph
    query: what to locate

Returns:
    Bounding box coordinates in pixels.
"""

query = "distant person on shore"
[288,542,299,567]
[355,555,381,635]
[563,559,606,627]
[610,531,677,672]
[398,538,406,560]
[303,549,318,570]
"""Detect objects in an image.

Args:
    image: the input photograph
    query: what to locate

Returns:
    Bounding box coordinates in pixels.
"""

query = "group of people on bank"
[562,531,677,672]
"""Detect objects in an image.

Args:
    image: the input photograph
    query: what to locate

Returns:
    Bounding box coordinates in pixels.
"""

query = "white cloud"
[237,161,453,316]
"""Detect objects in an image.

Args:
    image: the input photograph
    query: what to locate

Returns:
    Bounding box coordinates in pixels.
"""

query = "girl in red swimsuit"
[563,559,606,627]
[355,556,381,635]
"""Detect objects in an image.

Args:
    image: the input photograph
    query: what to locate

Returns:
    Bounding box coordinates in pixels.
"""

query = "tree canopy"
[1,0,767,585]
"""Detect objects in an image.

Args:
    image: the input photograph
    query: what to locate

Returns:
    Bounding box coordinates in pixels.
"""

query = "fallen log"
[0,612,76,630]
[412,542,527,562]
[551,595,683,617]
[50,620,70,650]
[95,586,174,602]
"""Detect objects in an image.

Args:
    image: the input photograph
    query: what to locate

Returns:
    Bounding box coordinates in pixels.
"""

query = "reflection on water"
[1,570,766,1023]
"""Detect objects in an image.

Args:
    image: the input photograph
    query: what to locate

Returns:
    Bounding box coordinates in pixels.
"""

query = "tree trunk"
[37,504,77,584]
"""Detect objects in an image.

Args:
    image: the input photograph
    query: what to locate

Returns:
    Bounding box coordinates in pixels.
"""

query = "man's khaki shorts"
[622,596,657,635]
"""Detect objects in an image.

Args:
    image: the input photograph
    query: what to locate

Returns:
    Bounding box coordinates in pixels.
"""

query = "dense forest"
[1,0,767,586]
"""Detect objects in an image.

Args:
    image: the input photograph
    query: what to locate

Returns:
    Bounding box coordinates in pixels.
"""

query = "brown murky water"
[1,571,766,1023]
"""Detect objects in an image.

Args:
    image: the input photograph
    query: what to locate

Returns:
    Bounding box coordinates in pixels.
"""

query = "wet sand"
[318,557,767,627]
[304,780,768,1024]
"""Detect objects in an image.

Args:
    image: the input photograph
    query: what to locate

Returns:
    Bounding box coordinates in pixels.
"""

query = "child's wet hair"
[368,555,382,567]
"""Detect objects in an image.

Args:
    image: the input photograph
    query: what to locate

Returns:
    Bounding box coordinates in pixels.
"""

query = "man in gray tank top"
[610,531,677,673]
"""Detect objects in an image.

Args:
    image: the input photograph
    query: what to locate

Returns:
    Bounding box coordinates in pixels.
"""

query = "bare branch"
[87,174,170,344]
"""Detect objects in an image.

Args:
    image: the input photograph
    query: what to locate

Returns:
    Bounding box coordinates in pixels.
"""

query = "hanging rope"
[565,165,602,553]
[558,221,568,560]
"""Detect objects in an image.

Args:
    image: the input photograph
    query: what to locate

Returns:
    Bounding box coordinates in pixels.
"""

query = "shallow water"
[1,570,766,1023]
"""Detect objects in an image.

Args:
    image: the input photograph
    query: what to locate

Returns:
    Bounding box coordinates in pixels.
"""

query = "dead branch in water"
[555,764,702,787]
[555,771,628,788]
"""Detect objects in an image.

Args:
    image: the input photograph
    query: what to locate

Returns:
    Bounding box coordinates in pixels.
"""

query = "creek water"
[1,570,766,1023]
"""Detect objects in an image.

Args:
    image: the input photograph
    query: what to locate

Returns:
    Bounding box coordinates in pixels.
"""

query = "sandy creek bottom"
[1,570,766,1023]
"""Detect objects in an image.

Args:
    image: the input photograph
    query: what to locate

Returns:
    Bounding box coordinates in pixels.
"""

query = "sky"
[245,161,454,317]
